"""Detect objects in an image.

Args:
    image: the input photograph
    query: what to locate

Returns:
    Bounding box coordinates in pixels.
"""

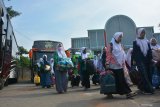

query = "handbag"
[58,58,74,72]
[86,59,96,75]
[44,65,51,71]
[129,66,140,85]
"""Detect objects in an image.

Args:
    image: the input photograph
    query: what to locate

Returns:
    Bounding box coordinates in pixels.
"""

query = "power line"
[14,29,33,41]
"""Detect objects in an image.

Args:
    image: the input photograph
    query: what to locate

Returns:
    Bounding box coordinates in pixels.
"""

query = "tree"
[6,6,21,19]
[18,46,29,79]
[5,0,21,19]
[18,46,28,55]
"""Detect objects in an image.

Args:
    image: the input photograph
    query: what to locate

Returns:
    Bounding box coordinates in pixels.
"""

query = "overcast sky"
[4,0,160,50]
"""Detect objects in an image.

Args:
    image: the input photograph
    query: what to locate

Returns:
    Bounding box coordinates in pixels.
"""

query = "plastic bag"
[34,74,40,85]
[58,58,74,69]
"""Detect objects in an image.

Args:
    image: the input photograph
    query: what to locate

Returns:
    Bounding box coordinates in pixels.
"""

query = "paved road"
[0,82,160,107]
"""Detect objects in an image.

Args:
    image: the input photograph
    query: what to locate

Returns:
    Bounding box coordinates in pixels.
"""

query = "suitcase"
[100,73,116,94]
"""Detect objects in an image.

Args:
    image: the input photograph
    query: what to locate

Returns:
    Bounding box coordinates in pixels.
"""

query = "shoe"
[142,91,154,95]
[84,88,88,91]
[64,90,67,93]
[58,92,63,94]
[47,85,51,88]
[107,94,114,99]
[126,92,137,99]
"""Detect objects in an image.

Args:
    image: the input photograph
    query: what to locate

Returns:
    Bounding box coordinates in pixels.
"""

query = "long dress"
[40,61,52,88]
[54,52,68,93]
[131,41,154,93]
[79,57,90,88]
[106,43,132,95]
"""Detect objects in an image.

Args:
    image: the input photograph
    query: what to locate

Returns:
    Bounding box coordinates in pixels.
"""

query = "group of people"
[36,27,160,99]
[37,43,70,93]
[101,28,160,98]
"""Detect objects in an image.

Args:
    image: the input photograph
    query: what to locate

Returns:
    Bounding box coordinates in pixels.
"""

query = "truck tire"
[4,79,8,86]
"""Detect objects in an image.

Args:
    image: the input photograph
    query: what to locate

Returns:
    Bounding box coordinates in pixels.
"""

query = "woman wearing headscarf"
[106,32,136,98]
[40,55,52,88]
[54,43,68,93]
[79,47,90,90]
[150,38,160,64]
[131,28,154,94]
[150,38,160,50]
[150,38,160,88]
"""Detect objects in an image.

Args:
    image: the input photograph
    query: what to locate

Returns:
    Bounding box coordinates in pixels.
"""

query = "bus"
[29,40,61,82]
[0,0,19,90]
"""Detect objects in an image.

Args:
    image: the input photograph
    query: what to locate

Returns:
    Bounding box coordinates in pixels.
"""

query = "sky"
[4,0,160,50]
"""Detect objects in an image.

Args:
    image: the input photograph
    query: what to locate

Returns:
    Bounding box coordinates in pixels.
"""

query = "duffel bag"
[100,73,116,94]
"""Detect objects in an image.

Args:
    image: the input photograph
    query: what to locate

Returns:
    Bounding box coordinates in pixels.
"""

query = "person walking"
[40,55,52,88]
[54,43,68,93]
[106,32,136,98]
[79,47,90,90]
[131,28,154,94]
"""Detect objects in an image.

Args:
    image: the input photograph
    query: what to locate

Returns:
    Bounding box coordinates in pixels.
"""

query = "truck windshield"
[34,52,54,62]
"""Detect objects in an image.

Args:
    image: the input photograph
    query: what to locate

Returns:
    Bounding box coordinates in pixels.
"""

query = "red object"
[29,49,33,59]
[77,63,80,71]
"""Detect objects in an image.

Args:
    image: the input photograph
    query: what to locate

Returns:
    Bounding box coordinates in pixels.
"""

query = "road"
[0,82,160,107]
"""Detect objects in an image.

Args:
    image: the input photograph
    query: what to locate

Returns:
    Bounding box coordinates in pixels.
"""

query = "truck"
[0,0,19,90]
[29,40,61,82]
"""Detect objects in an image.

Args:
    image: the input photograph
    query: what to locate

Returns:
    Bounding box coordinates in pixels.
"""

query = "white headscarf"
[57,43,67,58]
[126,48,133,67]
[81,47,88,60]
[111,32,126,66]
[136,28,149,56]
[150,38,160,50]
[43,54,47,59]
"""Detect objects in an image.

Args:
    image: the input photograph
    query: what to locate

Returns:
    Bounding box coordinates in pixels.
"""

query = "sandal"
[126,92,137,99]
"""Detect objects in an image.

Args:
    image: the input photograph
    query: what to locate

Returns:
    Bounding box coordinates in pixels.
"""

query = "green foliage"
[20,56,30,68]
[4,0,21,19]
[18,46,28,55]
[17,46,30,68]
[6,6,21,19]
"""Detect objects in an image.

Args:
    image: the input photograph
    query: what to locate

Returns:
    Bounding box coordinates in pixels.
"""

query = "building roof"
[71,37,89,39]
[87,29,104,31]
